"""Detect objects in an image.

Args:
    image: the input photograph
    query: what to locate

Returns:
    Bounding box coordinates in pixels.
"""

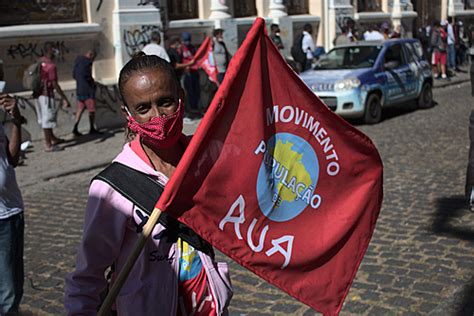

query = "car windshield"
[314,45,382,70]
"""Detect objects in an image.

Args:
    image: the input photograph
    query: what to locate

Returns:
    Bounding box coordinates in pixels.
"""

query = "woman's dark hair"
[118,51,177,107]
[213,28,224,37]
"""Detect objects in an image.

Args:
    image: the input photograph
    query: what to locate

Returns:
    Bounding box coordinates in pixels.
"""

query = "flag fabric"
[194,36,219,84]
[157,18,383,315]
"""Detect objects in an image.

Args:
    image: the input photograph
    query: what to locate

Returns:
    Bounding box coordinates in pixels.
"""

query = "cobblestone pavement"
[14,82,474,315]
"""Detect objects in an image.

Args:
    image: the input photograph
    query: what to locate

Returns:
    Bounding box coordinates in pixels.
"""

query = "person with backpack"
[36,42,71,152]
[431,20,449,80]
[291,24,315,73]
[213,29,231,83]
[301,24,316,71]
[64,53,233,315]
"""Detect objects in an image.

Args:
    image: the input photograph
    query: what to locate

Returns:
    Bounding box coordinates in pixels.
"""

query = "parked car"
[299,38,433,124]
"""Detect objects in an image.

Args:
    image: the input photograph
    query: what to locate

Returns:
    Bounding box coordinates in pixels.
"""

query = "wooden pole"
[97,207,162,316]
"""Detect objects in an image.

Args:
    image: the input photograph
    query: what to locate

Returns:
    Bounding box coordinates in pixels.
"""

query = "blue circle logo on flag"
[256,133,320,222]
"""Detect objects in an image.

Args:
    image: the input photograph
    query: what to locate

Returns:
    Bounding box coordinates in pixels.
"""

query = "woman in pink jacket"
[65,53,233,315]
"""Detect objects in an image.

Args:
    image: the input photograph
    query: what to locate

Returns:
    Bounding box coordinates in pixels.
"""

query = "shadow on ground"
[433,195,474,241]
[454,276,474,316]
[61,127,125,149]
[346,99,439,126]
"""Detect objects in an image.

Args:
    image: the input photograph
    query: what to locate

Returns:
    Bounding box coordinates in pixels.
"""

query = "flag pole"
[97,207,162,316]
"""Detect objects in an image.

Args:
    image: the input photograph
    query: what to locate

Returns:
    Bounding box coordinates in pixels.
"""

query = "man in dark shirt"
[167,36,194,83]
[270,24,284,50]
[72,50,100,136]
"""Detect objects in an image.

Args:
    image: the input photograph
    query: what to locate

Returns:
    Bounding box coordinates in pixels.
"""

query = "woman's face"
[122,69,179,123]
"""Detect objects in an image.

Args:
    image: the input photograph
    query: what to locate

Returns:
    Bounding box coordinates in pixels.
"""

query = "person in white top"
[364,25,385,41]
[301,23,316,71]
[142,31,170,63]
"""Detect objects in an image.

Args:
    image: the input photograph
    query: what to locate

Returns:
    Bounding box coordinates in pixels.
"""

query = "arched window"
[167,0,198,20]
[287,0,309,15]
[357,0,382,12]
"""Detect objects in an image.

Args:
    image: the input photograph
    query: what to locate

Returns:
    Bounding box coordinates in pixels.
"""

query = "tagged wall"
[0,34,100,93]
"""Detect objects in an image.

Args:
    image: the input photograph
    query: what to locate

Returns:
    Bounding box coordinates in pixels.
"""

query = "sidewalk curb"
[433,78,470,89]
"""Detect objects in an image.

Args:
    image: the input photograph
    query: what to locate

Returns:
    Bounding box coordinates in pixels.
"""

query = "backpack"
[22,62,42,98]
[291,34,306,66]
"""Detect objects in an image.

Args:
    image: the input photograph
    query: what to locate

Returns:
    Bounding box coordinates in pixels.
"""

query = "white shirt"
[302,31,316,60]
[364,30,385,41]
[447,24,455,45]
[142,43,170,62]
[0,124,23,219]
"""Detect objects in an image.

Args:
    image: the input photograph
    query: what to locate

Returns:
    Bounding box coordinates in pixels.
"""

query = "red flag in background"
[194,36,219,84]
[157,18,383,315]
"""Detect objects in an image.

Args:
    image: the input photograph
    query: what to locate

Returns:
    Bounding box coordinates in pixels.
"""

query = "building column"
[268,0,288,21]
[391,0,402,27]
[112,0,162,78]
[448,0,465,16]
[324,0,354,50]
[382,0,389,13]
[441,0,448,20]
[209,0,232,19]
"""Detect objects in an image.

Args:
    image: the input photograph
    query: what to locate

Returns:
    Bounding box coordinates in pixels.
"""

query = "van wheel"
[417,83,433,109]
[364,93,382,124]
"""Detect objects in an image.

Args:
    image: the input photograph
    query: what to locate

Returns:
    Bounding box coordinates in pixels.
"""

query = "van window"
[404,43,418,63]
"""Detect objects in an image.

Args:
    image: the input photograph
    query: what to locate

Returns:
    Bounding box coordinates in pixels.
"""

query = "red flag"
[194,36,219,85]
[157,18,383,315]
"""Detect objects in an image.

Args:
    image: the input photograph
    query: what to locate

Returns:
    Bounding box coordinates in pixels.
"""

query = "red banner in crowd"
[157,18,383,315]
[194,36,219,84]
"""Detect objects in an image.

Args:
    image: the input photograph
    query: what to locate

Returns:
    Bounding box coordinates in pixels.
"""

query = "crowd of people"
[289,18,469,80]
[143,29,231,123]
[418,17,469,80]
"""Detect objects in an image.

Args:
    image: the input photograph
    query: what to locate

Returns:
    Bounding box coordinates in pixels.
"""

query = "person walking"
[390,25,403,39]
[363,25,385,41]
[142,31,170,62]
[64,53,233,315]
[0,94,25,315]
[36,42,71,151]
[381,22,390,40]
[333,26,352,46]
[178,32,201,117]
[213,29,231,83]
[431,20,449,80]
[72,49,101,136]
[270,24,284,50]
[302,23,316,71]
[167,37,195,84]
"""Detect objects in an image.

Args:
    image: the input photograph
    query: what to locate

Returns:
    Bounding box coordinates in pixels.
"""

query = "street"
[14,81,474,315]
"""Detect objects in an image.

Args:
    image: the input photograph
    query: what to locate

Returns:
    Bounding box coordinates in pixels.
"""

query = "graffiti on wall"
[95,83,121,113]
[137,0,160,6]
[123,25,161,57]
[7,41,70,61]
[335,8,354,34]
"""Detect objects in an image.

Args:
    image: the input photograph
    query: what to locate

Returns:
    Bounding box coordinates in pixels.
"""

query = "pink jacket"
[64,143,233,315]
